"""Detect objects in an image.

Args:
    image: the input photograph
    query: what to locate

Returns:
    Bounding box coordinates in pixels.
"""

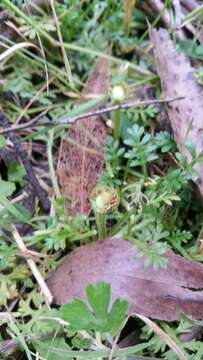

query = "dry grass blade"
[134,313,186,360]
[12,225,53,305]
[58,48,111,215]
[0,42,38,62]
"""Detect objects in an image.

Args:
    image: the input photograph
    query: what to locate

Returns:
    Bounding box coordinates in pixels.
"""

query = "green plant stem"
[142,161,148,178]
[113,109,121,141]
[124,159,131,182]
[95,212,106,239]
[181,4,203,25]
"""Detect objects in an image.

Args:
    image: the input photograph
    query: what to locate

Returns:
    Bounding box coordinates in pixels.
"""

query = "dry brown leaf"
[47,238,203,321]
[58,48,111,215]
[150,28,203,198]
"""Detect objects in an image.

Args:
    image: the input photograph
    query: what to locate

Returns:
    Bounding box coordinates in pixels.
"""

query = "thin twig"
[58,96,185,124]
[0,96,185,134]
[12,225,53,305]
[1,107,52,135]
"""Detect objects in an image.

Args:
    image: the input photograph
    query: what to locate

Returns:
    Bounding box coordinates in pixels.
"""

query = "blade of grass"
[0,36,77,89]
[180,4,203,28]
[9,320,32,360]
[12,225,53,304]
[12,0,49,92]
[34,338,156,358]
[0,193,31,223]
[2,0,152,76]
[0,42,38,62]
[49,0,74,87]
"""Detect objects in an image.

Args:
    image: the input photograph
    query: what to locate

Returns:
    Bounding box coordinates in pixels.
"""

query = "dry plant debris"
[2,1,203,358]
[57,48,111,215]
[47,237,203,321]
[151,28,203,197]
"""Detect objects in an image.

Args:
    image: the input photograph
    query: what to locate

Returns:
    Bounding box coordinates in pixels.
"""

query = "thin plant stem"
[49,0,74,87]
[124,158,131,182]
[180,4,203,28]
[95,211,106,239]
[113,109,121,141]
[142,161,148,178]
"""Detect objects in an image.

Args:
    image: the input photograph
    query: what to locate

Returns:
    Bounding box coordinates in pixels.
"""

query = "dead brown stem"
[0,96,185,135]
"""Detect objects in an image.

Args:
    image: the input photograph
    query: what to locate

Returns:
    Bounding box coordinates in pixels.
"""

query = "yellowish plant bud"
[91,186,119,214]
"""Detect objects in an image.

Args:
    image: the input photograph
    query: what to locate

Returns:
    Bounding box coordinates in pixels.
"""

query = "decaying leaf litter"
[47,237,203,321]
[151,27,203,198]
[1,1,203,359]
[57,47,111,215]
[51,26,203,319]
